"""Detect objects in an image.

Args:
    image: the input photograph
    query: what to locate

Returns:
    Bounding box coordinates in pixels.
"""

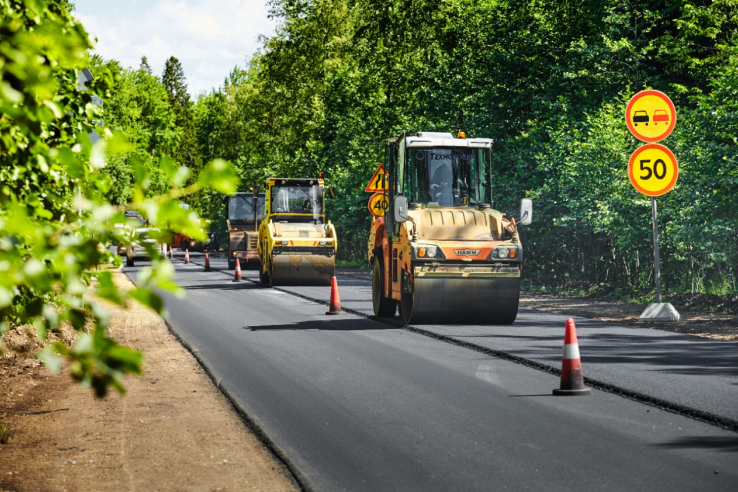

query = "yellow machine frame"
[258,178,337,286]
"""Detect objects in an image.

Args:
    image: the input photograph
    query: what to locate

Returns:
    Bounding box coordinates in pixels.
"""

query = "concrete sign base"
[639,302,681,322]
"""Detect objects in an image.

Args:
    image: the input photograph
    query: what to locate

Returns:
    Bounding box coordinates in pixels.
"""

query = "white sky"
[74,0,278,97]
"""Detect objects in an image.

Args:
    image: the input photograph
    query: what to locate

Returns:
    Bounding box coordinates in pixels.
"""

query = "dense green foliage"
[191,0,737,296]
[0,0,238,396]
[15,0,732,345]
[89,56,181,204]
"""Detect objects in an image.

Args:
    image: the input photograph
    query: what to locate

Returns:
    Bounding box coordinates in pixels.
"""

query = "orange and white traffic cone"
[326,276,346,315]
[553,318,592,396]
[184,249,190,264]
[232,258,242,282]
[204,252,211,272]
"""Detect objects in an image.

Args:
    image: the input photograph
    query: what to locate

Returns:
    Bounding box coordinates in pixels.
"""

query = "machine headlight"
[281,240,289,245]
[490,246,520,260]
[319,240,327,245]
[413,244,444,260]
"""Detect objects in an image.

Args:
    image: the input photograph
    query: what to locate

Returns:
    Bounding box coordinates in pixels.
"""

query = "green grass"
[0,421,11,444]
[521,278,655,303]
[335,259,369,269]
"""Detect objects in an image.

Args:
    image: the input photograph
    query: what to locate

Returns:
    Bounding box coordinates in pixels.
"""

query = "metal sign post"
[651,198,662,304]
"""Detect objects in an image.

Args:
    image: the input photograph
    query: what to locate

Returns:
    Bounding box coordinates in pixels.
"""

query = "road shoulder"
[0,269,298,492]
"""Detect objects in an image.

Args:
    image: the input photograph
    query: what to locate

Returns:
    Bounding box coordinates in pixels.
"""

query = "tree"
[162,57,191,118]
[0,0,239,396]
[89,54,181,204]
[140,55,152,74]
[162,57,201,187]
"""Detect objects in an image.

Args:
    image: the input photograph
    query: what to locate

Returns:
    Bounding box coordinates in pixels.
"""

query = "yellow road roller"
[367,132,533,324]
[224,189,265,270]
[258,177,337,286]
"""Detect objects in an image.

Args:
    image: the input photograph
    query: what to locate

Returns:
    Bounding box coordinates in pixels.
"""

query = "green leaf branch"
[0,0,240,397]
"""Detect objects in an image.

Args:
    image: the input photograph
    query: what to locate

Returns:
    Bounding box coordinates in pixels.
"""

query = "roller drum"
[271,254,334,286]
[401,277,520,325]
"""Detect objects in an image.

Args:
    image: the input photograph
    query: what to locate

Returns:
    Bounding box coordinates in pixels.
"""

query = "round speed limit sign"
[628,144,679,196]
[368,192,389,217]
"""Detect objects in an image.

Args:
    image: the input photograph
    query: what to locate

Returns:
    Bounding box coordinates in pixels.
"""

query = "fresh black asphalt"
[271,271,738,426]
[127,260,738,491]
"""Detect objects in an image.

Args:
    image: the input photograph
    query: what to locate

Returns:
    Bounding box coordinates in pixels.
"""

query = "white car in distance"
[115,223,130,257]
[126,228,162,267]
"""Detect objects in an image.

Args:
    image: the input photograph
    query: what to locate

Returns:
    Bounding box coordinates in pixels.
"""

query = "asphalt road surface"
[127,258,738,491]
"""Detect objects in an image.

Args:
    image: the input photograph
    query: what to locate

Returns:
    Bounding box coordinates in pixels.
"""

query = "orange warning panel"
[365,164,389,193]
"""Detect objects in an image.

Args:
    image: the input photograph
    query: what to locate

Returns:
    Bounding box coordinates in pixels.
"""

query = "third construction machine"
[367,132,533,324]
[224,190,265,270]
[258,177,337,286]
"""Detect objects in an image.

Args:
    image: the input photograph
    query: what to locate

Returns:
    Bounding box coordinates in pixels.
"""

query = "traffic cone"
[326,276,346,315]
[184,249,190,264]
[233,258,242,282]
[204,253,211,272]
[553,318,592,396]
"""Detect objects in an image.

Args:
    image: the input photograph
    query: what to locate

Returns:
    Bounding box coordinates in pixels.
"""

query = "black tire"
[228,258,235,271]
[268,260,275,287]
[372,257,397,317]
[399,287,413,324]
[126,256,134,267]
[259,263,269,285]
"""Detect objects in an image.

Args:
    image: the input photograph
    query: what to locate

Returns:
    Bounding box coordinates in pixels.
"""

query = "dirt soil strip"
[333,268,738,341]
[0,270,298,492]
[517,293,738,341]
